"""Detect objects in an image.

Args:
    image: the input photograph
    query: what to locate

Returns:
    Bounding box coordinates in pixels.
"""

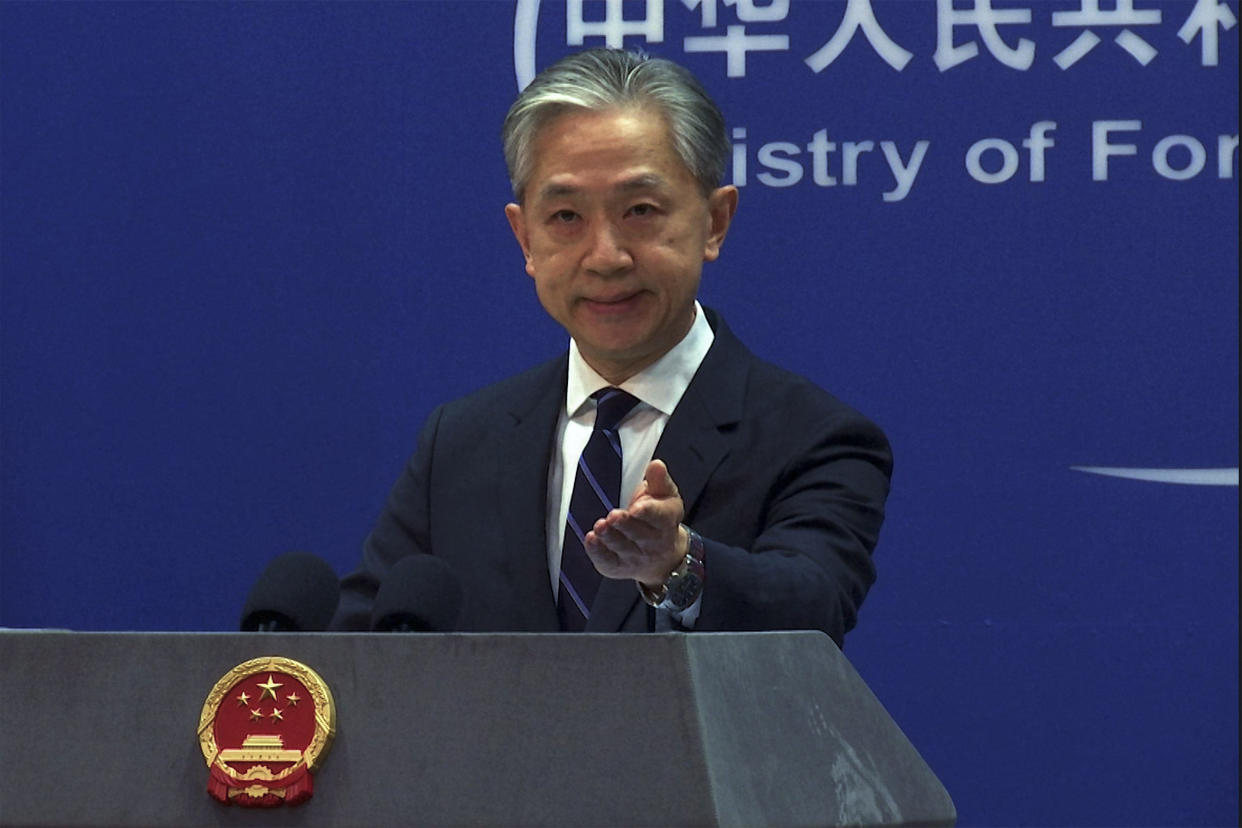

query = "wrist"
[639,526,690,589]
[637,525,706,612]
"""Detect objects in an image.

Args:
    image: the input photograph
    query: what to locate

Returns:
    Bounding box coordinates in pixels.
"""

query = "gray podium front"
[0,631,953,827]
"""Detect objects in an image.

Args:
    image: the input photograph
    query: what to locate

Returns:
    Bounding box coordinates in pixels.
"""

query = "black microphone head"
[371,555,463,632]
[240,551,340,632]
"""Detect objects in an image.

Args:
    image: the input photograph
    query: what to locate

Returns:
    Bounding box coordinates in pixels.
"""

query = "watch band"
[638,525,706,612]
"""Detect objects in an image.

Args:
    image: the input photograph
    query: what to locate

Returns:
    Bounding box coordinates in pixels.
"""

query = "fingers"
[582,530,621,574]
[595,508,665,547]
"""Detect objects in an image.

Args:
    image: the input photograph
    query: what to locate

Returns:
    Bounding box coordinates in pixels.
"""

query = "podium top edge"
[0,628,831,640]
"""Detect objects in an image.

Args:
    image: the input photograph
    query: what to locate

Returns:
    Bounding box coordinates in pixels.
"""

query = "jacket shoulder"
[707,311,883,433]
[435,353,568,421]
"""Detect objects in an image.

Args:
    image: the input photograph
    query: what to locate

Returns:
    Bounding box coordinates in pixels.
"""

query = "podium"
[0,631,953,826]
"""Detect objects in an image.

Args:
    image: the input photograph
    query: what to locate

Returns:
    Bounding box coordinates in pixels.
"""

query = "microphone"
[370,555,463,632]
[239,551,341,632]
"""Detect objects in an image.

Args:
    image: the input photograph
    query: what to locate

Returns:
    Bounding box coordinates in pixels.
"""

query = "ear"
[504,203,536,277]
[702,186,738,262]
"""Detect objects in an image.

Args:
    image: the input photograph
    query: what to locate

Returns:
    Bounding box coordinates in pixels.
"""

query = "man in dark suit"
[332,49,891,646]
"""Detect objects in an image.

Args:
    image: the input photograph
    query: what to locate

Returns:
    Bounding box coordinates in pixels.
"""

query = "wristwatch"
[638,525,706,612]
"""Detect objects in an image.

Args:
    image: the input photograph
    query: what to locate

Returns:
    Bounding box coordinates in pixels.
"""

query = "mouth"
[580,292,643,314]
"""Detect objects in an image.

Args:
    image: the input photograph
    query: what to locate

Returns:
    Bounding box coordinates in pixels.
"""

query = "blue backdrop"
[2,2,1237,824]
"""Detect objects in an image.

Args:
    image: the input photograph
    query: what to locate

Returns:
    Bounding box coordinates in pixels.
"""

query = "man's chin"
[571,307,653,348]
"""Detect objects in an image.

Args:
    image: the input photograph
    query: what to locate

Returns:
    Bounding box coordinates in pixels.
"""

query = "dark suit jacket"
[333,310,892,646]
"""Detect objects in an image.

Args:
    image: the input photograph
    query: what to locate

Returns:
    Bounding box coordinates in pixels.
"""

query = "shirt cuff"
[654,592,703,631]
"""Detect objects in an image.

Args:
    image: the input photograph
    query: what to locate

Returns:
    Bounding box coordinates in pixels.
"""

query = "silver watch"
[638,526,706,612]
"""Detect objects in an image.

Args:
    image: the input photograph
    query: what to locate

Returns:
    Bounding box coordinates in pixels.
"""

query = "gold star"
[286,692,301,707]
[257,675,283,701]
[249,708,263,721]
[235,691,250,707]
[269,707,284,722]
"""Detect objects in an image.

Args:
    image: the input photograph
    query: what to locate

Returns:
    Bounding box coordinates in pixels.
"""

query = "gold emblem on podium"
[197,656,335,807]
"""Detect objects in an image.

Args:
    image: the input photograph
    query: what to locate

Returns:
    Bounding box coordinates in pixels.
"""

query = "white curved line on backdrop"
[1070,467,1239,486]
[514,0,540,91]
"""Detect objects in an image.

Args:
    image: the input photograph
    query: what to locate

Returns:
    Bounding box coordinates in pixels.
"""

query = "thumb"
[642,459,679,499]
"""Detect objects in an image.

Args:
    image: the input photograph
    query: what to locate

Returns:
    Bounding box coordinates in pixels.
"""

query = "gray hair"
[501,48,729,201]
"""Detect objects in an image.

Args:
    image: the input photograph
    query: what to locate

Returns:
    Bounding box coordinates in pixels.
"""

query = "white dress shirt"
[545,301,714,626]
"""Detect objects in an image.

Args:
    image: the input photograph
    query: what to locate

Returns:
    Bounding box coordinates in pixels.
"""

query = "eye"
[550,209,579,224]
[626,203,657,218]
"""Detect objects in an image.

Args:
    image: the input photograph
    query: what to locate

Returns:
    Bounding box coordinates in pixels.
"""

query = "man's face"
[505,107,737,384]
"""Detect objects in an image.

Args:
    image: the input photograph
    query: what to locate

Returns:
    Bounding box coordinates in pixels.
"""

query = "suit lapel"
[586,311,750,632]
[497,357,568,631]
[654,383,737,520]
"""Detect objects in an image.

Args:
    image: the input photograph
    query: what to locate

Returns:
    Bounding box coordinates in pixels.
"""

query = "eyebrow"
[536,183,580,200]
[616,173,668,193]
[535,173,670,202]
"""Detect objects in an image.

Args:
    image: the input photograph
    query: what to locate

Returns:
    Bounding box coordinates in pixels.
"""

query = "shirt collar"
[565,301,715,419]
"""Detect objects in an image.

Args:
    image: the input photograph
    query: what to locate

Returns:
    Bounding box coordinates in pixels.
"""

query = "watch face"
[666,571,703,611]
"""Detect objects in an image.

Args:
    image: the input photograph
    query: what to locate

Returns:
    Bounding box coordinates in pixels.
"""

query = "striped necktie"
[558,387,641,631]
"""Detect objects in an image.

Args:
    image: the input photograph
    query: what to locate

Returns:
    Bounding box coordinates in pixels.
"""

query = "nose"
[582,221,633,275]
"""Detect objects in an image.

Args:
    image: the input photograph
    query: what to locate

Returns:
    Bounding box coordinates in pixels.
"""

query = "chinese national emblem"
[197,656,335,807]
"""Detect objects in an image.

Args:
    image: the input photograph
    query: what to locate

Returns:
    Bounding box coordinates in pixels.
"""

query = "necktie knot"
[591,388,640,434]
